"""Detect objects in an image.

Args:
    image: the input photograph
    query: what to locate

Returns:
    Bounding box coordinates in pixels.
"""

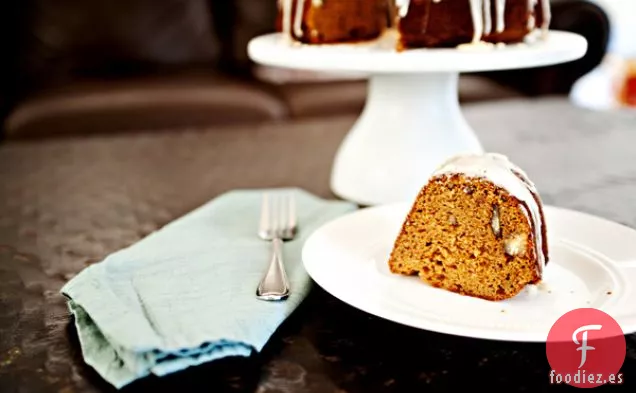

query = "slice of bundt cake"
[388,153,549,301]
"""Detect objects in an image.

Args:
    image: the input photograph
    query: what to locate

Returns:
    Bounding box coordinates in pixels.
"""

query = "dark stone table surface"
[1,98,636,392]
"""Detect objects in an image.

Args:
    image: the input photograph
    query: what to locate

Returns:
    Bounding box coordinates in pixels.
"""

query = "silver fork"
[256,192,297,301]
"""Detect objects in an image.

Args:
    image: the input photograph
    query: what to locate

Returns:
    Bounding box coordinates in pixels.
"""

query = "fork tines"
[259,192,297,240]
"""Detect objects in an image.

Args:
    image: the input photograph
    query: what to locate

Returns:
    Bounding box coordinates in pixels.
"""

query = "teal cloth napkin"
[60,188,356,389]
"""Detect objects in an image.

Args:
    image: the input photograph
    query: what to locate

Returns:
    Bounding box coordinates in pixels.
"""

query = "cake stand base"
[248,31,588,206]
[331,73,483,206]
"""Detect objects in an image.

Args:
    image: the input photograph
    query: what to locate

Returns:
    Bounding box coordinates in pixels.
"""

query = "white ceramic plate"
[302,203,636,342]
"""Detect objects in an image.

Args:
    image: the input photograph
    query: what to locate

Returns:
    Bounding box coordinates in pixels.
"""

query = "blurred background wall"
[0,0,613,140]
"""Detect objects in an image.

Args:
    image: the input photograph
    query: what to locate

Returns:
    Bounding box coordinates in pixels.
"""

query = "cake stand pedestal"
[248,31,587,206]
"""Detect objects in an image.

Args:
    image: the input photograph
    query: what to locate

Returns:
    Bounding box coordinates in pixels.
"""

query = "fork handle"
[256,238,290,301]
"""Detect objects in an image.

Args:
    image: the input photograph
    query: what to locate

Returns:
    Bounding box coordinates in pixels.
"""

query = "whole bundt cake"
[275,0,552,49]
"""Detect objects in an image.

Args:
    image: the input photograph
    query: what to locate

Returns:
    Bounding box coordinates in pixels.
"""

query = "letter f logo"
[573,324,602,368]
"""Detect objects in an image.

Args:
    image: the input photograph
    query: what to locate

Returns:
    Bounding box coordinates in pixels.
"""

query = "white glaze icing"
[540,0,551,36]
[280,0,293,39]
[483,0,492,35]
[293,0,306,37]
[457,40,495,51]
[431,153,547,277]
[468,0,484,43]
[527,0,537,30]
[395,0,411,17]
[279,0,324,39]
[494,0,506,33]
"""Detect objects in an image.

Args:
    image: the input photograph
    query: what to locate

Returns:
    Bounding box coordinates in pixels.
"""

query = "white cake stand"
[248,31,588,206]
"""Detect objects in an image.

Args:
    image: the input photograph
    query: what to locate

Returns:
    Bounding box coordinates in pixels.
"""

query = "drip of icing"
[468,0,484,44]
[494,0,506,33]
[483,0,492,35]
[431,153,547,277]
[457,41,495,50]
[540,0,551,36]
[293,0,306,37]
[527,0,537,30]
[280,0,293,39]
[280,0,323,40]
[395,0,411,17]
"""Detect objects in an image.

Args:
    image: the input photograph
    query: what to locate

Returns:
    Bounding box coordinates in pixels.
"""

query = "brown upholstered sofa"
[0,0,609,140]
